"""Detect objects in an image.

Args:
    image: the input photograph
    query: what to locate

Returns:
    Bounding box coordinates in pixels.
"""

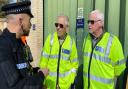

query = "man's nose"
[57,27,61,30]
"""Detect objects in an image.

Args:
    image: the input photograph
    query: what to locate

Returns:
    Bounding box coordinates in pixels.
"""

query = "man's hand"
[39,68,49,77]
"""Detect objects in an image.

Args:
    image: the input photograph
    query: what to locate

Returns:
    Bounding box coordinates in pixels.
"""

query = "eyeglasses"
[87,20,101,24]
[55,23,64,28]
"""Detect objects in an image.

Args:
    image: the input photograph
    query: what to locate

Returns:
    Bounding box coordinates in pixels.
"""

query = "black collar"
[2,28,22,48]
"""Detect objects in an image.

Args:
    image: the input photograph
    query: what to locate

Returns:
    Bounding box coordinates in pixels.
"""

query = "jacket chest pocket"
[61,49,70,61]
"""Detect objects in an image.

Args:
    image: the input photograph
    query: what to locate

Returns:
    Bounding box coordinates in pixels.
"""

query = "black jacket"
[0,28,44,89]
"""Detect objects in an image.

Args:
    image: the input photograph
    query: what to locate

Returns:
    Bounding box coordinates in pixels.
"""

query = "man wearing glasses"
[39,15,78,89]
[83,10,126,89]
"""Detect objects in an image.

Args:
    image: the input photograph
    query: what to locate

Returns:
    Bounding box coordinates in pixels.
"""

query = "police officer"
[0,1,49,89]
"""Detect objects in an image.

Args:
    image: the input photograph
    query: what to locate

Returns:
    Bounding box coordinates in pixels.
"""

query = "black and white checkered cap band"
[5,6,30,15]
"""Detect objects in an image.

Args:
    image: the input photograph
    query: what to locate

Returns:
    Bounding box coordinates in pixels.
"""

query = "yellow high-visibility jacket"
[83,32,126,89]
[40,32,78,89]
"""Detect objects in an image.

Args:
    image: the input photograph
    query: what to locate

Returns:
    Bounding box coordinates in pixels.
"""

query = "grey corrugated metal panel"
[124,0,128,57]
[63,0,70,16]
[84,0,93,33]
[104,0,109,32]
[107,0,120,37]
[44,0,77,40]
[44,0,57,41]
[95,0,105,13]
[76,0,86,64]
[44,0,49,41]
[57,0,64,14]
[77,0,84,6]
[74,0,92,35]
[51,0,58,34]
[69,0,77,38]
[48,0,57,34]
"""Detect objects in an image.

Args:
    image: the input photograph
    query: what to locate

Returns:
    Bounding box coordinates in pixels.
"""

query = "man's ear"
[17,14,23,23]
[19,18,23,24]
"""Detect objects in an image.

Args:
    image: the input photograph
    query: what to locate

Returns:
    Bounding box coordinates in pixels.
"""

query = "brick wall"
[0,18,5,30]
[27,0,43,67]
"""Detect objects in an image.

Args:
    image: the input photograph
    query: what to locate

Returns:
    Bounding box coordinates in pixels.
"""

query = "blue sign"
[76,18,84,28]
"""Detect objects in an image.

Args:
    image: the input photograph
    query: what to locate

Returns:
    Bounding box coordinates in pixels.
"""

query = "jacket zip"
[56,45,62,89]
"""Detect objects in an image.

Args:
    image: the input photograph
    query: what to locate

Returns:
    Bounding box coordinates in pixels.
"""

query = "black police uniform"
[0,30,2,35]
[0,1,44,89]
[0,29,44,89]
[0,28,45,89]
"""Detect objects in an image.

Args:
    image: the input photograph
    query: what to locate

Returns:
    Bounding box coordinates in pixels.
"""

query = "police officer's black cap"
[1,1,34,18]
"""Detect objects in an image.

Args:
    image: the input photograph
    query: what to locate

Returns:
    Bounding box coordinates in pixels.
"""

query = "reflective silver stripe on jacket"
[84,53,126,66]
[113,59,126,66]
[84,52,111,64]
[50,55,69,61]
[70,37,73,55]
[42,52,71,61]
[71,58,78,62]
[49,68,77,78]
[105,34,113,56]
[84,34,114,64]
[61,55,69,60]
[50,54,58,59]
[93,53,111,64]
[50,34,54,46]
[49,34,73,61]
[41,34,54,59]
[69,38,78,63]
[84,72,114,84]
[41,52,49,58]
[50,55,77,62]
[42,34,74,62]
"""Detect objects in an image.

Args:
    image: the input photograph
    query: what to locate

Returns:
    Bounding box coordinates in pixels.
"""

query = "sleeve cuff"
[38,71,45,78]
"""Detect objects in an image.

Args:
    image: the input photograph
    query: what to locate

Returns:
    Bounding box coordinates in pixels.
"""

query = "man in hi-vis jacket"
[40,15,78,89]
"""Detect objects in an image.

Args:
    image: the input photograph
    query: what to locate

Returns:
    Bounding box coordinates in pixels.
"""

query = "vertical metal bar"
[119,0,126,48]
[104,0,109,32]
[75,0,78,46]
[43,0,45,46]
[116,0,126,89]
[115,0,126,88]
[93,0,95,10]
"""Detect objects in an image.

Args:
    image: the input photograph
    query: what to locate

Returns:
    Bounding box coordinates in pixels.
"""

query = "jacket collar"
[2,28,18,48]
